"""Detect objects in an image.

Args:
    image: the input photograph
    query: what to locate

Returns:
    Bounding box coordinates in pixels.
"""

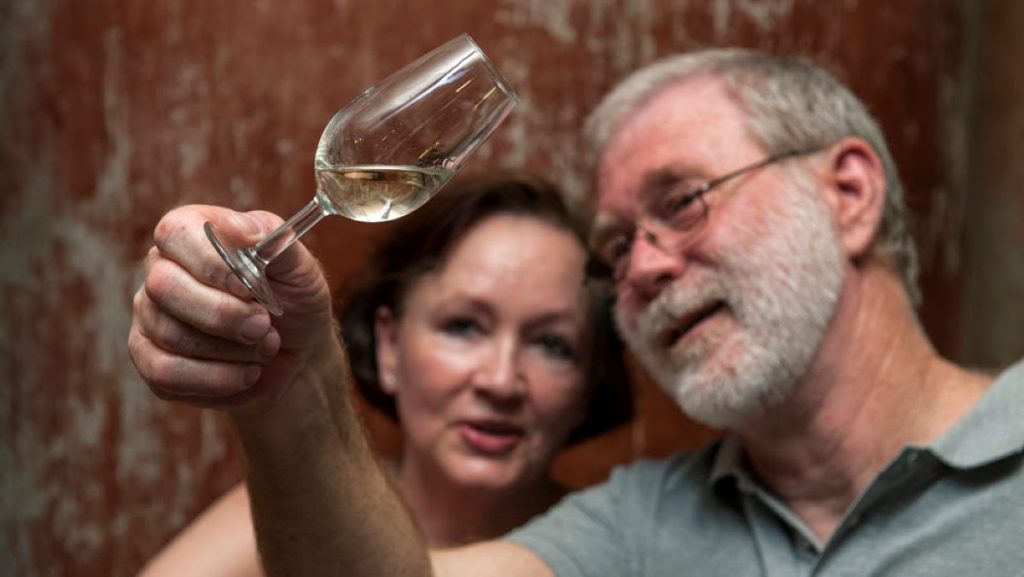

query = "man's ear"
[374,306,400,394]
[821,137,887,259]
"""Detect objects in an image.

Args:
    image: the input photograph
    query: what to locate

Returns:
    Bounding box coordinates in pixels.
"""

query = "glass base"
[204,222,284,316]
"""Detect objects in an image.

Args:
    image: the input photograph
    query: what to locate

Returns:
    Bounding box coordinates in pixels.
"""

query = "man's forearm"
[231,338,432,577]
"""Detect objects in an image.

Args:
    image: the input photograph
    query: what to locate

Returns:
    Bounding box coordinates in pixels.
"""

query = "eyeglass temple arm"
[702,147,821,191]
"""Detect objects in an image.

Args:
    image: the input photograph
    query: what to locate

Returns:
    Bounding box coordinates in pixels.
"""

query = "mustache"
[628,274,731,345]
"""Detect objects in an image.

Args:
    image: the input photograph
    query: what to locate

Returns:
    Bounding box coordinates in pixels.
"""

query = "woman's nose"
[471,337,524,401]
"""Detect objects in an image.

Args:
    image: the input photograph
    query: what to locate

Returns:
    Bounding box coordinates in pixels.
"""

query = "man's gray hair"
[584,48,920,306]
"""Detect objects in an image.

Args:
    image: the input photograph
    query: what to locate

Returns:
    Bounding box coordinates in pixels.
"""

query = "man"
[129,48,1024,576]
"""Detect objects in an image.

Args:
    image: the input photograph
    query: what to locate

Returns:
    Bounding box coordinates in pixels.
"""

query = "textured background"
[2,1,1022,575]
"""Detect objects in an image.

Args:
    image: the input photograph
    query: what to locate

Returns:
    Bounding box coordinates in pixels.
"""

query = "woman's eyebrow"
[523,310,582,333]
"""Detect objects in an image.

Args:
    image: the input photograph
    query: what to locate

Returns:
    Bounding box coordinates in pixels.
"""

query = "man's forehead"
[593,77,749,209]
[604,78,742,158]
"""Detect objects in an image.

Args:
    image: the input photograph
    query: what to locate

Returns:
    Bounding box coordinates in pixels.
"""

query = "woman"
[139,174,631,576]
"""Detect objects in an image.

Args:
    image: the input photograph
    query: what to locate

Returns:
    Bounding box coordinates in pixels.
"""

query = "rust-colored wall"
[2,1,1019,576]
[960,0,1024,367]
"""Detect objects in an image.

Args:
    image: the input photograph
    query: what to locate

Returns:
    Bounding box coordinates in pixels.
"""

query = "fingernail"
[258,330,280,359]
[240,313,270,343]
[228,211,262,235]
[244,365,262,386]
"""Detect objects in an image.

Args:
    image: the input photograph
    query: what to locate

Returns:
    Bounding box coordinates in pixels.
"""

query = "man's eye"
[659,186,706,229]
[666,189,697,210]
[603,235,632,264]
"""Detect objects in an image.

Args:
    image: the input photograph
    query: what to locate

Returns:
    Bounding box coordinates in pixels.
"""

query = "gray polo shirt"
[506,360,1024,576]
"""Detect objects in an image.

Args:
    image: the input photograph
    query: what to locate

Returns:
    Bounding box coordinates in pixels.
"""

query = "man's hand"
[128,204,336,415]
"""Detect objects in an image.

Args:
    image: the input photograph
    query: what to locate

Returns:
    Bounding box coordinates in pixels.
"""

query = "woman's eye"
[441,317,481,337]
[535,334,575,361]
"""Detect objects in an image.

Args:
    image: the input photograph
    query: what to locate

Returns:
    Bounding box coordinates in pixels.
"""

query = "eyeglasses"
[589,147,823,282]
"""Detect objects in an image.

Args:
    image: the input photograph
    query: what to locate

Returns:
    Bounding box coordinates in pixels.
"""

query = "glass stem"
[252,199,325,266]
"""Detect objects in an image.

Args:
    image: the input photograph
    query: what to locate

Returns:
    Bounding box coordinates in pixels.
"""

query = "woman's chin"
[444,460,533,493]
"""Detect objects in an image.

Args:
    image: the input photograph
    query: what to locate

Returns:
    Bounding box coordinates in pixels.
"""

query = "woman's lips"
[458,420,525,455]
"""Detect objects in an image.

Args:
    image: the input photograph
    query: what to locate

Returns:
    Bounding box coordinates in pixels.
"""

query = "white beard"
[616,178,845,429]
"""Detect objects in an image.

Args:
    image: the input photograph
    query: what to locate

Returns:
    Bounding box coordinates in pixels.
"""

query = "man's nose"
[622,229,685,301]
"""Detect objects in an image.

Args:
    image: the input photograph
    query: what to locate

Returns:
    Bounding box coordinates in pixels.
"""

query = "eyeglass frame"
[587,146,824,282]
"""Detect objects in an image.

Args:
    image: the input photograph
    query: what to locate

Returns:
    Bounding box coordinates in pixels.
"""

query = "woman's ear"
[821,137,887,259]
[374,306,400,394]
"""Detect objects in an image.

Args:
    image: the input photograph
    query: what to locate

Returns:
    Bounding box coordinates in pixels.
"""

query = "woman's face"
[375,214,591,493]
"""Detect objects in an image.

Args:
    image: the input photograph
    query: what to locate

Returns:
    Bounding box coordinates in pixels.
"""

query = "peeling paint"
[712,0,797,38]
[2,2,1015,576]
[88,27,133,220]
[496,0,579,45]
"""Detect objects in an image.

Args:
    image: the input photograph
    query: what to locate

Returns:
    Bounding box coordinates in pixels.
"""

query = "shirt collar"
[928,359,1024,469]
[708,434,745,489]
[708,359,1024,486]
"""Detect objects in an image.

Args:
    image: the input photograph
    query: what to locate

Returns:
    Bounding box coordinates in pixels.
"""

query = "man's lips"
[458,419,525,455]
[660,300,726,349]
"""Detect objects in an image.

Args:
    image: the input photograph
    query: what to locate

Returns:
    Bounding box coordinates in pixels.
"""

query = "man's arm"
[128,205,550,577]
[230,335,432,577]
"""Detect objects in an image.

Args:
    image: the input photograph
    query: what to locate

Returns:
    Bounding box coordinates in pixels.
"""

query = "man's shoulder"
[995,358,1024,384]
[602,439,725,496]
[503,439,734,575]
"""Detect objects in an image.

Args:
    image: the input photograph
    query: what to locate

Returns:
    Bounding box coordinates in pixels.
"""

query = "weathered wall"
[960,0,1024,367]
[2,1,1018,576]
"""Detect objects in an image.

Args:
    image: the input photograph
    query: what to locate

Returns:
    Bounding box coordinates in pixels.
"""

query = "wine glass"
[205,33,518,315]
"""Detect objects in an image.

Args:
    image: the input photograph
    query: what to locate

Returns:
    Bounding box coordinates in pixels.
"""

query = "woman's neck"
[391,458,566,548]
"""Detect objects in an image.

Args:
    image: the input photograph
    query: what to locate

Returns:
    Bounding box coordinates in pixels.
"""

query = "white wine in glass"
[314,164,453,222]
[206,34,517,315]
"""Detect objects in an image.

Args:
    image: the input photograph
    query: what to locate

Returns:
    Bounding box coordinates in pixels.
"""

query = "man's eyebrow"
[636,164,702,204]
